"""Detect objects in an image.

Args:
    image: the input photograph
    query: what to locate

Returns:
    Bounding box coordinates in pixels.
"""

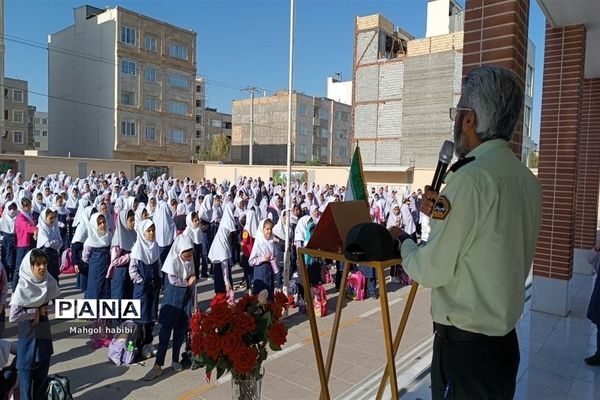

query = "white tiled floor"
[402,273,600,399]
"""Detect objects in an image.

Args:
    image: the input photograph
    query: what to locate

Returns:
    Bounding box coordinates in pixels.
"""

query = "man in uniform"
[392,66,542,399]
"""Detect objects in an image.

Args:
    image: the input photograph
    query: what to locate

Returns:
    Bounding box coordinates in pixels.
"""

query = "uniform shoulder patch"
[431,195,451,220]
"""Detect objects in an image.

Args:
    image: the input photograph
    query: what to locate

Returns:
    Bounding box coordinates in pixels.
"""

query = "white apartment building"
[33,111,48,151]
[48,5,196,162]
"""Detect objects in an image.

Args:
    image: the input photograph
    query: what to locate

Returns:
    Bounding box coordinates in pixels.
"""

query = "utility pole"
[242,86,261,165]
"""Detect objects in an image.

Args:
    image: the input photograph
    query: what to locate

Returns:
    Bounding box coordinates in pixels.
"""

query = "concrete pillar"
[532,24,587,316]
[573,78,600,274]
[462,0,530,158]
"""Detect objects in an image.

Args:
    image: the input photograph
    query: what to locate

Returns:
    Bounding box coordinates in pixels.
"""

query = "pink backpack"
[60,248,76,275]
[347,271,366,301]
[311,284,328,317]
[320,264,333,284]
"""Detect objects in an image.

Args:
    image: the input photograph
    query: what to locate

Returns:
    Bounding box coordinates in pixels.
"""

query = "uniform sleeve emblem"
[431,195,451,220]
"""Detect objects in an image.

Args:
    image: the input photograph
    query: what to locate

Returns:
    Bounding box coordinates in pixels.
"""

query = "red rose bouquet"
[190,289,290,383]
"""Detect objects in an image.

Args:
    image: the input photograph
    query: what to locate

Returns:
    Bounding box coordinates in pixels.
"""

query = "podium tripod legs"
[297,252,331,400]
[375,267,399,400]
[376,281,420,399]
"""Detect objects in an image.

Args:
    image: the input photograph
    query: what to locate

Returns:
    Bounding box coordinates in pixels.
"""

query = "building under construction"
[353,0,464,184]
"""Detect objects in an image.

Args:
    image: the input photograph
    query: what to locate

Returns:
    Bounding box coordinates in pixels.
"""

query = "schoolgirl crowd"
[0,169,423,397]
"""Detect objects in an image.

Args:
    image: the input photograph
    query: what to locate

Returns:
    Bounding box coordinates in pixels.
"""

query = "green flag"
[345,145,367,201]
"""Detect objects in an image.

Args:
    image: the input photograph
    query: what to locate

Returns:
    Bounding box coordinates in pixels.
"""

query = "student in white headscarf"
[144,235,196,381]
[183,211,202,279]
[71,203,95,292]
[82,213,112,300]
[36,209,63,285]
[108,209,137,308]
[154,200,176,265]
[9,248,60,400]
[134,203,148,231]
[240,209,258,291]
[208,204,236,295]
[0,200,18,282]
[130,219,161,359]
[249,218,279,299]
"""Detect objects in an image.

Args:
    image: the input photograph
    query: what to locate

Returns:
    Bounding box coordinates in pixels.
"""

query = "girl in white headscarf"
[9,248,60,399]
[130,219,161,359]
[208,204,236,295]
[183,211,202,279]
[36,208,63,284]
[153,200,175,265]
[82,213,112,300]
[0,201,18,282]
[386,203,402,229]
[109,209,137,306]
[31,191,46,224]
[249,218,279,299]
[71,203,95,292]
[240,209,258,291]
[144,235,195,381]
[135,203,148,230]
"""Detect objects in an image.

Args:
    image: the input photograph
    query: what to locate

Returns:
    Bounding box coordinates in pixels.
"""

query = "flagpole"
[283,0,295,317]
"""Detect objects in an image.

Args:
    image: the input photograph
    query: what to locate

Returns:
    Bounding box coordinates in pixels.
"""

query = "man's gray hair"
[461,66,524,142]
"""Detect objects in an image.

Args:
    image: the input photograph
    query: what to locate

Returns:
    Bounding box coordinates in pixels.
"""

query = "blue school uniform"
[156,278,193,366]
[1,233,16,280]
[111,250,133,301]
[71,242,88,291]
[252,261,274,299]
[133,260,160,345]
[42,247,60,284]
[17,313,53,400]
[200,223,211,276]
[57,213,68,250]
[85,246,110,300]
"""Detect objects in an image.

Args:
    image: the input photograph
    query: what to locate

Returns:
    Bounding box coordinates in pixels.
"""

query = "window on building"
[168,128,186,144]
[3,89,7,99]
[298,144,307,156]
[298,124,308,136]
[335,110,350,122]
[34,130,41,136]
[336,128,348,139]
[195,100,202,108]
[3,110,7,120]
[168,44,189,60]
[526,65,534,97]
[169,73,188,89]
[42,118,47,125]
[196,145,201,153]
[168,101,187,115]
[319,108,330,120]
[121,91,136,106]
[143,66,157,82]
[144,36,157,52]
[211,120,221,128]
[34,117,40,124]
[121,59,136,75]
[144,97,157,111]
[338,146,348,156]
[120,121,136,136]
[120,26,136,45]
[299,104,308,117]
[42,130,47,137]
[223,122,232,129]
[196,84,203,93]
[320,146,327,156]
[13,90,23,103]
[320,128,328,138]
[196,115,202,124]
[195,130,201,139]
[12,110,23,123]
[145,126,156,141]
[524,105,532,138]
[13,131,24,144]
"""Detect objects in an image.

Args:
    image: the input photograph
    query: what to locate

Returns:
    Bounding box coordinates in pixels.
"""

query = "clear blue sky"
[4,0,546,144]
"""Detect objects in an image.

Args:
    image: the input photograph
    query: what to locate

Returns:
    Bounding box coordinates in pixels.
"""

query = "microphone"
[431,140,455,192]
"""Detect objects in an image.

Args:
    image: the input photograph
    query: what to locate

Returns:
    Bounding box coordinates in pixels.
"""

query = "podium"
[297,201,420,400]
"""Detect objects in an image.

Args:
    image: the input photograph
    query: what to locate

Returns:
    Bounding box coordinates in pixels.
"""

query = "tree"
[528,150,539,168]
[211,135,231,161]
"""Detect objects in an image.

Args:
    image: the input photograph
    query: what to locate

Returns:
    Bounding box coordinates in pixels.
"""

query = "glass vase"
[231,369,264,400]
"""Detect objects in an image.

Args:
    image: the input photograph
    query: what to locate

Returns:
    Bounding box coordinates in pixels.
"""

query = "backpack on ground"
[0,356,18,400]
[46,374,73,400]
[108,320,141,366]
[347,270,366,301]
[90,318,113,349]
[311,284,328,317]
